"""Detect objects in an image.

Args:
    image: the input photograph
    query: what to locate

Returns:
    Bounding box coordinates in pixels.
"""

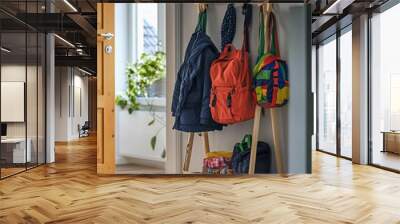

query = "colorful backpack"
[253,10,289,108]
[209,4,256,124]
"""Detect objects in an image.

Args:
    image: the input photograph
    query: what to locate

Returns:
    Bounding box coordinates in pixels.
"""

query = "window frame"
[315,24,353,161]
[130,3,166,103]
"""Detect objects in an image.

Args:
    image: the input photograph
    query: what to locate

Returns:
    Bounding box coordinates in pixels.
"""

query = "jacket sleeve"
[199,49,217,125]
[171,66,182,117]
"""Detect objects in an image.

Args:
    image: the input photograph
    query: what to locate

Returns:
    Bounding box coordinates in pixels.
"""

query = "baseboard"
[119,155,165,169]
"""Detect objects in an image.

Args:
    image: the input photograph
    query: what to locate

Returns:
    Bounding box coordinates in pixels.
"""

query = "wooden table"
[1,138,31,165]
[382,131,400,154]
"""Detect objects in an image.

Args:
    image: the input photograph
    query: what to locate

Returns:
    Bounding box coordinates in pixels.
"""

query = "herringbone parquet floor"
[1,135,400,224]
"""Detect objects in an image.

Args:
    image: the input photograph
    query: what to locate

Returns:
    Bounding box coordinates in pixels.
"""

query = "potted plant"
[116,51,166,154]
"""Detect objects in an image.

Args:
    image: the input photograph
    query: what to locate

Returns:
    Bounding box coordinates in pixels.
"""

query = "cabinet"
[382,131,400,154]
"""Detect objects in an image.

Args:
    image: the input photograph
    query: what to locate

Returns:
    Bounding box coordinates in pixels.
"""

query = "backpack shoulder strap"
[195,10,207,33]
[220,4,236,50]
[257,8,265,59]
[184,10,207,62]
[242,3,252,52]
[267,12,280,57]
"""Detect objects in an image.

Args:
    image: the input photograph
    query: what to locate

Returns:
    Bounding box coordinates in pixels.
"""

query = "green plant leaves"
[150,136,157,150]
[116,51,166,113]
[115,96,128,109]
[148,119,155,126]
[161,148,166,159]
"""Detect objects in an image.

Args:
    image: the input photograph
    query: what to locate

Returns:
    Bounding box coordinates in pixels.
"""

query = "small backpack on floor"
[253,10,289,108]
[231,135,271,174]
[209,4,256,125]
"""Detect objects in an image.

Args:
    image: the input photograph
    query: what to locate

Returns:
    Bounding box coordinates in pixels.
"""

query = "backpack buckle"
[227,93,232,108]
[212,95,217,107]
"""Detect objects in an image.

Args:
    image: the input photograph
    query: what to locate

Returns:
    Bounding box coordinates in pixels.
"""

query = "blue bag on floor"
[232,135,271,174]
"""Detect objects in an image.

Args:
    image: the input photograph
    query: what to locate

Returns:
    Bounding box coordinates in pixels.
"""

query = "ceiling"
[1,0,394,74]
[0,0,97,74]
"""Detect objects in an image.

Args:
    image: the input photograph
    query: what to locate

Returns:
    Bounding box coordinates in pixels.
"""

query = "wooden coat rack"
[183,3,285,175]
[182,3,210,173]
[248,3,285,175]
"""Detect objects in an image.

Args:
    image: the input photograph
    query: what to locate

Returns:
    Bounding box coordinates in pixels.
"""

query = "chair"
[79,121,90,138]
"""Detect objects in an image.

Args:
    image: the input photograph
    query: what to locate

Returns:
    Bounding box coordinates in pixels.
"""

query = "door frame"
[97,3,182,174]
[165,3,182,174]
[97,3,115,174]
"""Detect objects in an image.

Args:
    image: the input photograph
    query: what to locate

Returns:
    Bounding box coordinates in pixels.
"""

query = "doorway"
[97,3,183,175]
[114,3,167,174]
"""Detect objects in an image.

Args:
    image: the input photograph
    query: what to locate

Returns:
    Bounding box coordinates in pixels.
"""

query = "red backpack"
[209,4,256,124]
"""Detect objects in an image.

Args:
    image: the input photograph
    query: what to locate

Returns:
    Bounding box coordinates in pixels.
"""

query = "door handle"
[99,32,114,40]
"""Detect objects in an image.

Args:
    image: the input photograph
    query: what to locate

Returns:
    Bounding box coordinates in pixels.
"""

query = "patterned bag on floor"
[202,151,232,175]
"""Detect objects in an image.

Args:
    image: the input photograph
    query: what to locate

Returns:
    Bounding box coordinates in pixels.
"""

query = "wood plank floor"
[1,135,400,223]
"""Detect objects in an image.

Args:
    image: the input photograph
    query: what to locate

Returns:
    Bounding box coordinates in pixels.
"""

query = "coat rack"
[183,132,210,172]
[182,3,210,173]
[183,3,284,175]
[248,3,285,176]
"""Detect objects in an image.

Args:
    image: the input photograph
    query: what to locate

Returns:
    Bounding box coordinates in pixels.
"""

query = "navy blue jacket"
[172,31,223,132]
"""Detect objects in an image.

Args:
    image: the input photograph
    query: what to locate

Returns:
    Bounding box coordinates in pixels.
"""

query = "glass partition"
[0,30,28,177]
[370,3,400,171]
[339,28,352,158]
[317,36,337,155]
[0,1,46,179]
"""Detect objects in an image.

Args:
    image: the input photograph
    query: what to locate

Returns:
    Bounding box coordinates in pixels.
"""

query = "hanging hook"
[261,0,272,14]
[266,3,272,13]
[198,3,208,13]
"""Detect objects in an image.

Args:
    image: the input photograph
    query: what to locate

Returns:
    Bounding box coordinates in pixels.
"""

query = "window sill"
[136,97,166,107]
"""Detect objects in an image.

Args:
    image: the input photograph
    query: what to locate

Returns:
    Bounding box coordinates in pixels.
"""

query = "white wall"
[179,4,312,173]
[54,67,89,141]
[1,65,37,137]
[71,73,89,138]
[1,66,27,140]
[1,63,47,164]
[115,4,131,165]
[312,45,317,151]
[55,67,69,141]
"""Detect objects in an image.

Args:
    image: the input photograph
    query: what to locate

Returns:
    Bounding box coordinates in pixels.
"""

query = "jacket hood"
[186,31,219,62]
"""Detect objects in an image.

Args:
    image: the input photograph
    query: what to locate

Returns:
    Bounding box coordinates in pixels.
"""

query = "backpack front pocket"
[231,87,256,122]
[210,87,234,124]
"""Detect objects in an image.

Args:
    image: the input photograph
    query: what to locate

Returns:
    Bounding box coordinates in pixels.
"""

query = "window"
[132,4,166,98]
[317,36,337,155]
[316,26,353,159]
[370,3,400,171]
[339,29,352,158]
[135,4,164,56]
[389,74,400,130]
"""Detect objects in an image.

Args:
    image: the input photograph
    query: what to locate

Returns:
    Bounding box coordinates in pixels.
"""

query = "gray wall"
[179,3,312,173]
